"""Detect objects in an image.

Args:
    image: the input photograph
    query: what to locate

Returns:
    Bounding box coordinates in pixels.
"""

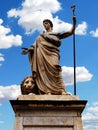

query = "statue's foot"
[61,91,66,95]
[28,93,35,95]
[47,92,51,95]
[61,91,71,95]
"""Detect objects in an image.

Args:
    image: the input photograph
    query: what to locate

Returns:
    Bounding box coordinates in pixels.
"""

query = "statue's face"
[43,22,51,31]
[22,77,34,94]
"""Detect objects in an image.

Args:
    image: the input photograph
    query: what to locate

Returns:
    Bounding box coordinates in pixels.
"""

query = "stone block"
[10,95,87,130]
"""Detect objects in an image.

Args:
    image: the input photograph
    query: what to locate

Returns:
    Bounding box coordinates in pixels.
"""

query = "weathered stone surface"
[24,127,73,130]
[10,95,87,130]
[18,94,79,101]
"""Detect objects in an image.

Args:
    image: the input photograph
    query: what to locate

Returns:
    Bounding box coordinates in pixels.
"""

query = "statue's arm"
[21,45,34,55]
[59,16,76,39]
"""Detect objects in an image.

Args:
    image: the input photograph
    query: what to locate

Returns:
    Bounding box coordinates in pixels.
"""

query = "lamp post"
[71,5,76,95]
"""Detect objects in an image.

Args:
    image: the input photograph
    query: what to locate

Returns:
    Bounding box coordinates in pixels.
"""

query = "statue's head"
[21,76,35,95]
[43,19,53,30]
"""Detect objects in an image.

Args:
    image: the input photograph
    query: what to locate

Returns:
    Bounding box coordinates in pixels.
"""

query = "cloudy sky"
[0,0,98,130]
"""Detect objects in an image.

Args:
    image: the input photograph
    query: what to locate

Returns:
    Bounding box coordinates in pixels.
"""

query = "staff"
[71,5,76,95]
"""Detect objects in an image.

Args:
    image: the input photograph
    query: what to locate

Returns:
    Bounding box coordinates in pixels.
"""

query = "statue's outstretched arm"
[21,45,34,55]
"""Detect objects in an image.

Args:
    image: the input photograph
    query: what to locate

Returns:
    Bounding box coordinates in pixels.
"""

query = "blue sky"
[0,0,98,130]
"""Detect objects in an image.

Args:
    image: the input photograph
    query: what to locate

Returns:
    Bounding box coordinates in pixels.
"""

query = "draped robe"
[29,32,66,94]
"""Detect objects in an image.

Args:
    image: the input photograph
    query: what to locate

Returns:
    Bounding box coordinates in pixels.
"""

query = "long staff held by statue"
[71,5,76,95]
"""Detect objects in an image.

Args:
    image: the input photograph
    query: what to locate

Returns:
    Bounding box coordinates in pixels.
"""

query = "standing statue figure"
[22,16,76,95]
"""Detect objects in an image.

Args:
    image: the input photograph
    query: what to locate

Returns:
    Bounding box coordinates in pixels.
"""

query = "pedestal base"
[10,95,87,130]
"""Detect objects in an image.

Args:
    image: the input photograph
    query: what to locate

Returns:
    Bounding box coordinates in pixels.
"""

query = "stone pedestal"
[10,95,87,130]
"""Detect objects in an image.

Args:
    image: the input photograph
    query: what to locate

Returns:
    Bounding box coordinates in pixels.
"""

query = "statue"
[21,16,76,95]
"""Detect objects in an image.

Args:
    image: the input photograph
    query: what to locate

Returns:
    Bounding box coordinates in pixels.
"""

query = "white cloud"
[90,28,98,38]
[62,66,93,86]
[53,16,72,33]
[83,102,98,130]
[0,85,21,102]
[0,19,23,49]
[7,0,86,36]
[0,57,4,62]
[0,53,4,62]
[75,21,88,35]
[0,53,5,67]
[7,0,61,34]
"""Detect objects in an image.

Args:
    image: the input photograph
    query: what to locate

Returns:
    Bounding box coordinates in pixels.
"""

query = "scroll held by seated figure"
[21,16,76,95]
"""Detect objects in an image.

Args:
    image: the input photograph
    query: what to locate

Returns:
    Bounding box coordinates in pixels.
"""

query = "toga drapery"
[29,32,66,94]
